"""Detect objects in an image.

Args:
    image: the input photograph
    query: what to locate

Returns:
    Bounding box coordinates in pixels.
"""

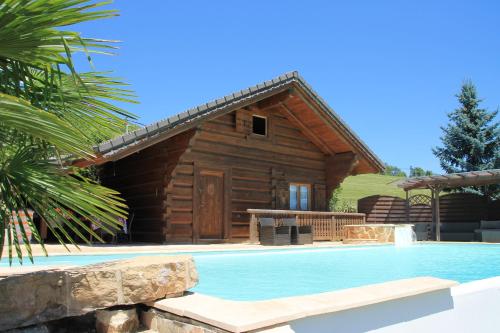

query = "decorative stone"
[0,255,198,331]
[141,309,222,333]
[96,308,139,333]
[343,224,395,244]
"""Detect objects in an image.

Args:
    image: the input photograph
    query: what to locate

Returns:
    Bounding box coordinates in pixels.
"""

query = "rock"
[0,269,68,330]
[140,309,221,333]
[96,308,139,333]
[0,255,198,331]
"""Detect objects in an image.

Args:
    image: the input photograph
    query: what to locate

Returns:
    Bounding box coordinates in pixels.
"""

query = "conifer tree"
[433,81,499,199]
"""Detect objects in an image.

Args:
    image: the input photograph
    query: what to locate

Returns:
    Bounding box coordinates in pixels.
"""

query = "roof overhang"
[79,72,384,174]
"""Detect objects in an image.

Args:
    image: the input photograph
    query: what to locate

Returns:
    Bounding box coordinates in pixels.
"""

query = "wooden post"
[249,213,259,244]
[430,189,435,241]
[433,187,442,241]
[405,190,410,224]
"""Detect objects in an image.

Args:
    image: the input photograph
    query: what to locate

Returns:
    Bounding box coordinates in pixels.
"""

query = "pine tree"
[433,81,500,199]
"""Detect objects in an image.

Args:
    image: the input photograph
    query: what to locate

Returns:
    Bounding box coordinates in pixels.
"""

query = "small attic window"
[252,115,267,136]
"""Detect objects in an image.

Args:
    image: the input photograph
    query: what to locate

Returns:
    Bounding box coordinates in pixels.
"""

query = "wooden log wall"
[100,130,194,242]
[166,106,330,242]
[325,152,358,201]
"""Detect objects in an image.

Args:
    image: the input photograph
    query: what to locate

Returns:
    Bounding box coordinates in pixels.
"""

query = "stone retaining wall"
[0,255,198,331]
[343,224,395,244]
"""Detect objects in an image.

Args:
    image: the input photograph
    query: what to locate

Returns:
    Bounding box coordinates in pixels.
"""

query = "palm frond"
[0,93,93,157]
[0,0,139,263]
[0,146,127,264]
[0,0,117,66]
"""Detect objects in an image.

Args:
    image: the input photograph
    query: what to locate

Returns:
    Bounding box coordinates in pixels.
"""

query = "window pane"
[252,116,266,135]
[300,186,309,210]
[290,185,298,210]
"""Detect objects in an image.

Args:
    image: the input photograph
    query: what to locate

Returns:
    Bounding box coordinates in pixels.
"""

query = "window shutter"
[272,168,289,209]
[314,183,327,211]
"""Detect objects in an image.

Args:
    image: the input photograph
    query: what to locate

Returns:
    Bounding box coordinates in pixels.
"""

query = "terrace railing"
[247,209,366,243]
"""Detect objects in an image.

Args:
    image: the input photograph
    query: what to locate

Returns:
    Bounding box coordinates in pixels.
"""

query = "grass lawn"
[338,174,430,203]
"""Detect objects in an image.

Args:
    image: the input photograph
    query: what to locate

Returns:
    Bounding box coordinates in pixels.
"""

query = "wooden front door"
[197,170,224,240]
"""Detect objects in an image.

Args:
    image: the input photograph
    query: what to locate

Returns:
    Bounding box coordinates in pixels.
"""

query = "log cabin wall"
[94,73,385,244]
[165,106,330,243]
[99,130,194,242]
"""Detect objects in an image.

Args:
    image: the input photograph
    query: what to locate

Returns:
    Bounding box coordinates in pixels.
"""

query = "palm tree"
[0,0,138,264]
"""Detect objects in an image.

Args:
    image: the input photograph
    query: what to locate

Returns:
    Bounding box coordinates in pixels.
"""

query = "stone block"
[0,255,198,331]
[96,308,139,333]
[140,309,222,333]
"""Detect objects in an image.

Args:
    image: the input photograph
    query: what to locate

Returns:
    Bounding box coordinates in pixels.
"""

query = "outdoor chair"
[283,217,314,245]
[259,217,291,246]
[292,225,314,245]
[89,221,117,244]
[116,211,135,243]
[89,211,136,244]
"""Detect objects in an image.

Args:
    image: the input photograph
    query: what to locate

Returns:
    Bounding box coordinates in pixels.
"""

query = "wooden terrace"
[248,209,366,243]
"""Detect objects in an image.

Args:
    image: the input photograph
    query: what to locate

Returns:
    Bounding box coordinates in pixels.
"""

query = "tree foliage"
[0,0,137,263]
[329,186,357,213]
[382,163,407,177]
[409,166,433,177]
[433,81,499,199]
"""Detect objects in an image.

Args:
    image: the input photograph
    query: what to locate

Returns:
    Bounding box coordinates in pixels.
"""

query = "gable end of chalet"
[95,72,383,243]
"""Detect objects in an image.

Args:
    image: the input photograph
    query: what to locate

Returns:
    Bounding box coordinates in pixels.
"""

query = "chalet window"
[289,183,311,210]
[252,115,267,136]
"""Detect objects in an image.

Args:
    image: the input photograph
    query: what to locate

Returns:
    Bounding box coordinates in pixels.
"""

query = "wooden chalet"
[89,72,384,243]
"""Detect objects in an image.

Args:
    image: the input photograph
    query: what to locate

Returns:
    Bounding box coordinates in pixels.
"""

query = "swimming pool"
[2,244,500,301]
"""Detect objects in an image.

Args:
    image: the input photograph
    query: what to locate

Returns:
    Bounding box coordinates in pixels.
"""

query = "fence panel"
[358,193,499,241]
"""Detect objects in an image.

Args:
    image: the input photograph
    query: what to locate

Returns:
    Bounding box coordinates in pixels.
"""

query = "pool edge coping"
[149,276,458,333]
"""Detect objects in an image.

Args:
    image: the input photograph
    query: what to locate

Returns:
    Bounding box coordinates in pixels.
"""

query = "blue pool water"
[2,244,500,301]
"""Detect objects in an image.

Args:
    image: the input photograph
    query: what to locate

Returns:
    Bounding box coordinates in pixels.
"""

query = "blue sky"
[75,1,500,173]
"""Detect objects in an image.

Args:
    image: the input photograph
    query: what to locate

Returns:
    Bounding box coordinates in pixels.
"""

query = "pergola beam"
[397,169,500,191]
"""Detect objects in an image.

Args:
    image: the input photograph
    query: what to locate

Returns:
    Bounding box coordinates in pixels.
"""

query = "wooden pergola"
[397,169,500,241]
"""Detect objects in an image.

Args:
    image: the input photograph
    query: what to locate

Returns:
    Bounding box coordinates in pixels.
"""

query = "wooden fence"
[358,193,500,241]
[247,209,365,242]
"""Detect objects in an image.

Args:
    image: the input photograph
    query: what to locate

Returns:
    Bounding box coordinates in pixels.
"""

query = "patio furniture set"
[258,217,313,245]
